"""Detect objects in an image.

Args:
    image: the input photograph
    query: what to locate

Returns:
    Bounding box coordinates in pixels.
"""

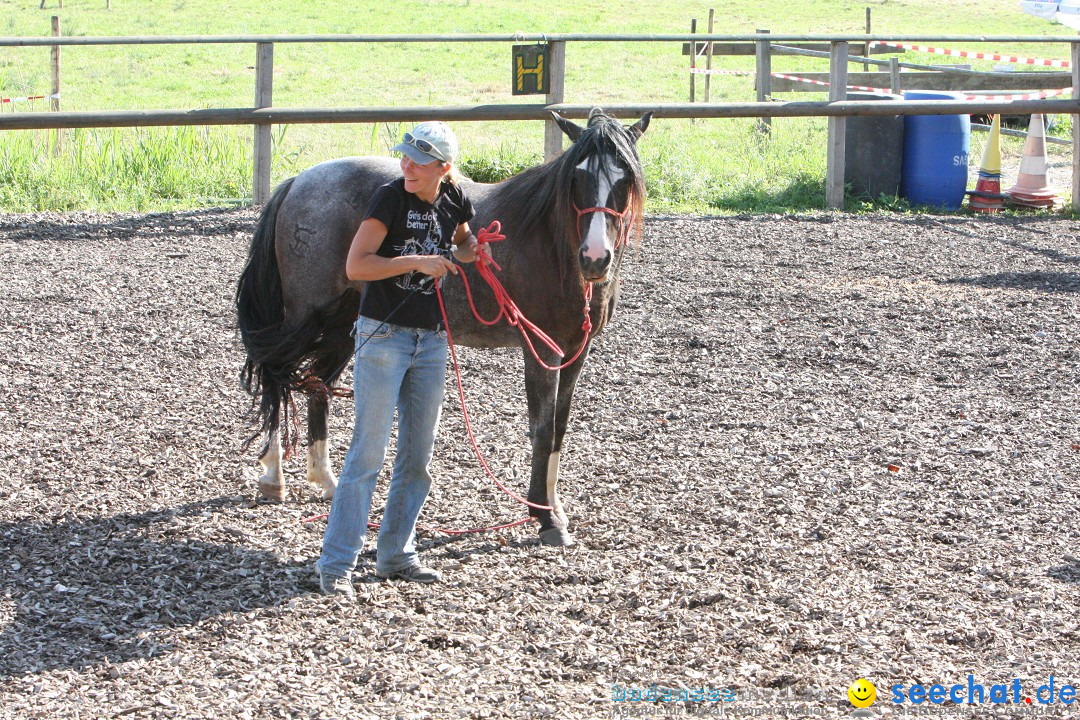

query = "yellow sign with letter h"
[512,44,549,95]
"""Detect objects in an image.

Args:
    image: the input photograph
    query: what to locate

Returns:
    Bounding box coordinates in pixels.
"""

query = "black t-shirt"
[359,178,475,330]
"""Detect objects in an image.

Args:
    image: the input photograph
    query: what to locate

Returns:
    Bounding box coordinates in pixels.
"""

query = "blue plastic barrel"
[901,91,970,210]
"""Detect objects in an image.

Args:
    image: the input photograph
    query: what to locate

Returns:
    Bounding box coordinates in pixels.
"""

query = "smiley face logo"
[848,678,877,708]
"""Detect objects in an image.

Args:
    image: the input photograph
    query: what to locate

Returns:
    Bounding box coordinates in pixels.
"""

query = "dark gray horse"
[236,109,650,545]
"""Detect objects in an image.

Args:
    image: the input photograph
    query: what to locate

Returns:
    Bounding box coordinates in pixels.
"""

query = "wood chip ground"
[0,209,1077,719]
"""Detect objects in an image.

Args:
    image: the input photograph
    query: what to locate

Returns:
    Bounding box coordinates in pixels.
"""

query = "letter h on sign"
[512,44,548,95]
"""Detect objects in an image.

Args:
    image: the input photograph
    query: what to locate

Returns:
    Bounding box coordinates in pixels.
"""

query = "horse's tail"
[235,176,307,453]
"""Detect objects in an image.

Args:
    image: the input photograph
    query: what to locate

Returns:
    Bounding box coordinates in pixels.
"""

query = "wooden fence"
[2,32,1079,209]
[685,34,1071,96]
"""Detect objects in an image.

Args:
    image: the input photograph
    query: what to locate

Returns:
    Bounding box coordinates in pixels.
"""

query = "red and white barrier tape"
[770,72,891,94]
[869,41,1070,69]
[771,72,1073,101]
[689,67,754,76]
[962,86,1072,101]
[1,93,59,104]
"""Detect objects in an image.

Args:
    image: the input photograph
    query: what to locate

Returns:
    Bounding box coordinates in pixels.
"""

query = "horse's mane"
[493,110,646,279]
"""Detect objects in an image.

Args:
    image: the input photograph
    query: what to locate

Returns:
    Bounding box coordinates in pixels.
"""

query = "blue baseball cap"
[391,121,459,165]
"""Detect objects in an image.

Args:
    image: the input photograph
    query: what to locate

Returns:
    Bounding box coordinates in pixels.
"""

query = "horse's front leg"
[523,345,591,546]
[547,345,592,545]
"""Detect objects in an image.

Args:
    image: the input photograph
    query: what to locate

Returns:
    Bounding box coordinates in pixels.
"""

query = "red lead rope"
[302,206,634,533]
[452,222,592,372]
[430,206,633,517]
[434,282,552,512]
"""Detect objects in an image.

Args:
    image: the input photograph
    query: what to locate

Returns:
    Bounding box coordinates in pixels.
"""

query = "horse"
[235,109,651,546]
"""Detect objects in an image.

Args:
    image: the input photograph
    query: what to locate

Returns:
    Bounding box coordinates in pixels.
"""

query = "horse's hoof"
[539,527,574,546]
[258,480,286,502]
[308,475,337,501]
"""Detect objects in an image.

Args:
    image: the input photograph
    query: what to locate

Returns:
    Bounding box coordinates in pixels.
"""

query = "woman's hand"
[452,223,478,264]
[453,233,479,264]
[412,254,458,279]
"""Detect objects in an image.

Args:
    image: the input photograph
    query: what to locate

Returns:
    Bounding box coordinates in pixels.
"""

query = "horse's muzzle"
[579,248,612,281]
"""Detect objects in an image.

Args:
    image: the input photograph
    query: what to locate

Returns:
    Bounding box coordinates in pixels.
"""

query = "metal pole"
[826,41,849,209]
[544,40,566,160]
[7,33,1080,48]
[253,42,273,205]
[755,29,771,133]
[5,99,1080,130]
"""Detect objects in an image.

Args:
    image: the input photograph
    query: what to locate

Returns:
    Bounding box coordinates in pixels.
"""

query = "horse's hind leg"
[258,430,286,501]
[307,395,336,500]
[306,340,354,500]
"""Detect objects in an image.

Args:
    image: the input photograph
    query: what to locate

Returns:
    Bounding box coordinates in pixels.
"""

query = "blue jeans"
[316,315,448,579]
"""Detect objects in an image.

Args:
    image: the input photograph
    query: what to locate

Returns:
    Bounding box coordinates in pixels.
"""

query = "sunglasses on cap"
[402,132,447,162]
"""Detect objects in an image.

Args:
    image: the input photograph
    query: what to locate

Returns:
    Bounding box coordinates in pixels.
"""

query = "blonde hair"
[442,162,467,186]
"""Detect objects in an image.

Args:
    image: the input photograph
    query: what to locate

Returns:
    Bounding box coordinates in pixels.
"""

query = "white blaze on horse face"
[576,156,625,263]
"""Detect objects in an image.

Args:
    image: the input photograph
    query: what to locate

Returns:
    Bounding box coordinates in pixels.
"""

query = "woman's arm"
[346,217,457,282]
[452,222,479,264]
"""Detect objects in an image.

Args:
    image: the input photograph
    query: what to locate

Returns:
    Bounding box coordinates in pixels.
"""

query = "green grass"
[0,0,1075,212]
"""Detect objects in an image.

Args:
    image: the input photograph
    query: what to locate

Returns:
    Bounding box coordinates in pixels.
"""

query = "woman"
[316,121,478,596]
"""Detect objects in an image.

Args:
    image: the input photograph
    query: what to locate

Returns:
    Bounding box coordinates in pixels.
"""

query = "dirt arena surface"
[0,207,1077,719]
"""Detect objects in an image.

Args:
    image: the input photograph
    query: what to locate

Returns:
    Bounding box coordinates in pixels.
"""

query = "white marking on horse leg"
[546,450,569,529]
[575,157,625,263]
[306,439,337,500]
[257,431,286,501]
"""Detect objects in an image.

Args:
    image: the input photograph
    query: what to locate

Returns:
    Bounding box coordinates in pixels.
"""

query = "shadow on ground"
[941,270,1080,293]
[0,497,308,677]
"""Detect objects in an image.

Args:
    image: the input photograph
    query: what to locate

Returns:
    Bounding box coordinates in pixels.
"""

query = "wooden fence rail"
[2,33,1079,208]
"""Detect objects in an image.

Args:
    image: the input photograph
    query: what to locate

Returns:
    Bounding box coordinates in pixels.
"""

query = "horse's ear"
[627,112,653,140]
[551,112,584,141]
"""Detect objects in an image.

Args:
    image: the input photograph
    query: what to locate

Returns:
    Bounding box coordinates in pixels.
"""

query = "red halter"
[573,189,635,252]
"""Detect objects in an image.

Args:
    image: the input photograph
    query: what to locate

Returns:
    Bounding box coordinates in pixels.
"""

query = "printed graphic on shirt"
[395,209,445,292]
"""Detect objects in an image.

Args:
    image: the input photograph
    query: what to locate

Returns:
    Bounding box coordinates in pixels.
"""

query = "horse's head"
[552,109,651,283]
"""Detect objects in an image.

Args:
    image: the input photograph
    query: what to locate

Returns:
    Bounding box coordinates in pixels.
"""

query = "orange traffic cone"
[1006,113,1057,209]
[967,113,1007,213]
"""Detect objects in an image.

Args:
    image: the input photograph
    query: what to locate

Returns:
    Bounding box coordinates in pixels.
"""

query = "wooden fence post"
[50,16,61,113]
[689,19,697,103]
[705,10,714,103]
[1072,41,1079,210]
[253,42,274,205]
[825,41,849,209]
[755,29,772,133]
[543,40,566,161]
[50,16,61,153]
[864,8,871,72]
[889,57,900,95]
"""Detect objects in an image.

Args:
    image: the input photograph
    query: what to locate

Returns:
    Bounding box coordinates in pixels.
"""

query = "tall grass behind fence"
[0,126,259,211]
[0,117,840,213]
